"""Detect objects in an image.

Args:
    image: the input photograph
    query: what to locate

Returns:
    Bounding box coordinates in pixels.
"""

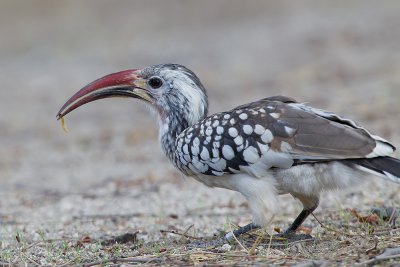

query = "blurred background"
[1,0,400,242]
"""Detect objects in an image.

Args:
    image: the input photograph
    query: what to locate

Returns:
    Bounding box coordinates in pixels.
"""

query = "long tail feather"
[345,156,400,183]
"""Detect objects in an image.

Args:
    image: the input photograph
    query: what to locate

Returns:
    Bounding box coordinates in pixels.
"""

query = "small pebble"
[221,243,231,251]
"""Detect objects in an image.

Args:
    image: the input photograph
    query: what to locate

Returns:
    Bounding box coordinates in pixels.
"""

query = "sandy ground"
[1,0,400,264]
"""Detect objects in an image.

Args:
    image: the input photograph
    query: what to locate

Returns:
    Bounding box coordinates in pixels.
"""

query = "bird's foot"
[185,225,314,250]
[185,223,258,250]
[274,229,313,242]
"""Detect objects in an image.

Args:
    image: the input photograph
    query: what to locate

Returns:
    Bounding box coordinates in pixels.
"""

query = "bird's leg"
[280,206,317,236]
[277,194,319,239]
[225,222,260,241]
[188,195,318,248]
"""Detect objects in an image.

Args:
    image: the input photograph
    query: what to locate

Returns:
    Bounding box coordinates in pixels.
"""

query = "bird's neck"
[158,111,200,170]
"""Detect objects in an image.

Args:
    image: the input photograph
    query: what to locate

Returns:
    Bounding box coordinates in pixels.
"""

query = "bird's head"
[57,64,208,127]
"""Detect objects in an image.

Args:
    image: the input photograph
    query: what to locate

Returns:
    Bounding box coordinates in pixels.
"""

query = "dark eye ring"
[148,76,163,89]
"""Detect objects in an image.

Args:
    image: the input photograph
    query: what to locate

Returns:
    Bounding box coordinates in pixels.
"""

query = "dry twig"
[82,256,162,267]
[373,227,400,235]
[160,229,203,240]
[357,247,400,266]
[183,224,194,236]
[365,236,379,254]
[311,213,355,237]
[248,231,264,255]
[228,223,248,253]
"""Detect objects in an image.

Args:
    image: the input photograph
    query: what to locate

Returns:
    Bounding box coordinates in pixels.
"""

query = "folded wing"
[175,96,396,176]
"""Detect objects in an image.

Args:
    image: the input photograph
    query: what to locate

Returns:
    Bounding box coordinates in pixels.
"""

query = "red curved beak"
[57,69,151,119]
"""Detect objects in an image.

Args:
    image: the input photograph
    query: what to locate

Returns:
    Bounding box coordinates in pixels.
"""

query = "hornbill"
[57,64,400,243]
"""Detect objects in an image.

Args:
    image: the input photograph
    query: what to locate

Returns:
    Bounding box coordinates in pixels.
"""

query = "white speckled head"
[139,64,208,127]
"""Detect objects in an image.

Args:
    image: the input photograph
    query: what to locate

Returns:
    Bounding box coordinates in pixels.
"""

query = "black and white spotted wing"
[175,96,395,177]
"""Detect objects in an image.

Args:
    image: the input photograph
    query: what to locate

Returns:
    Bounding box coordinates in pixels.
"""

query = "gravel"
[0,0,399,263]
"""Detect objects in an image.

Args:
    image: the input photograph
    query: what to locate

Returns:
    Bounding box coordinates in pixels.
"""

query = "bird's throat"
[158,113,192,170]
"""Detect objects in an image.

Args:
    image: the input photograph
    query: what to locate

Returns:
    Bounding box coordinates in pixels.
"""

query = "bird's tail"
[346,156,400,183]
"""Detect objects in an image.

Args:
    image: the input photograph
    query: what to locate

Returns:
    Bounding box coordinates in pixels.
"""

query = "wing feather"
[175,96,395,176]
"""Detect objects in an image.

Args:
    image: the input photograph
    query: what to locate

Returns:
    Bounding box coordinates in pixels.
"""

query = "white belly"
[188,161,361,226]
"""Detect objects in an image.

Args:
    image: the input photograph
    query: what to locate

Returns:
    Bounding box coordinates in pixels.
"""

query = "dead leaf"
[350,209,379,224]
[101,232,138,246]
[371,207,399,224]
[190,253,217,263]
[76,235,92,247]
[296,225,313,235]
[81,236,92,243]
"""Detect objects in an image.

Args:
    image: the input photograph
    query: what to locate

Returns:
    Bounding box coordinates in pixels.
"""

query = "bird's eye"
[148,77,163,89]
